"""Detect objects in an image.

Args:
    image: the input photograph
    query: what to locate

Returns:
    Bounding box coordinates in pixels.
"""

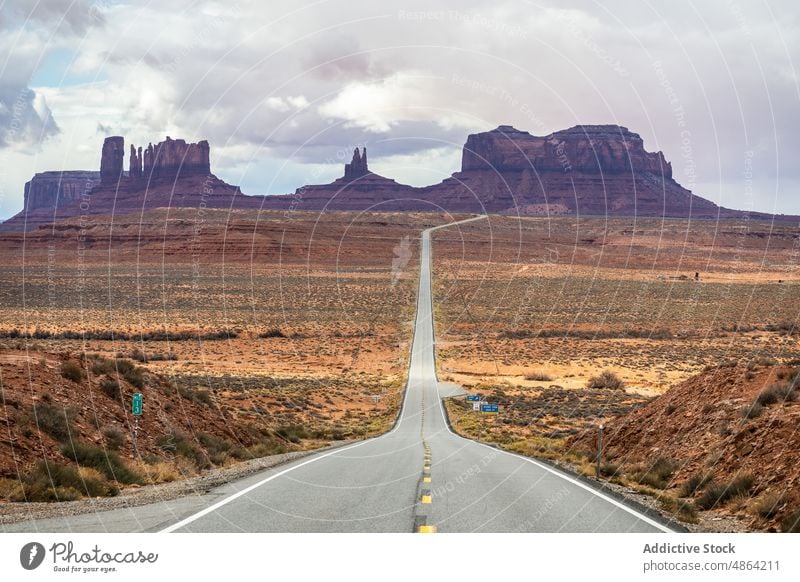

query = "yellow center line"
[418,525,437,533]
[423,476,431,483]
[421,495,432,504]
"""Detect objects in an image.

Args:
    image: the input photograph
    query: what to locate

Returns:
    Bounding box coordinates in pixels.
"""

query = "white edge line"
[425,220,675,534]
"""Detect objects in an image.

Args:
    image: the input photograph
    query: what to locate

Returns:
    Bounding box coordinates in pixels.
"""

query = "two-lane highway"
[3,217,673,533]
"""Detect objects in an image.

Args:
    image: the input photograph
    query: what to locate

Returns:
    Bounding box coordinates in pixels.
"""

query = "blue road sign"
[481,403,499,413]
[466,395,481,401]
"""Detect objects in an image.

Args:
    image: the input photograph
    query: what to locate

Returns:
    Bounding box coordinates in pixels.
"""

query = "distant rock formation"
[344,147,369,180]
[262,124,729,216]
[3,123,791,232]
[2,135,251,231]
[129,144,143,179]
[416,124,719,217]
[23,171,101,212]
[141,137,211,180]
[99,136,124,184]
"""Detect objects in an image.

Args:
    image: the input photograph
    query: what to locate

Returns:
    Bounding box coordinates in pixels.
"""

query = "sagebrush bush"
[678,472,712,498]
[753,492,785,519]
[696,474,755,510]
[32,401,75,442]
[586,370,624,390]
[101,378,122,401]
[102,426,125,451]
[61,441,142,485]
[781,509,800,532]
[60,360,84,383]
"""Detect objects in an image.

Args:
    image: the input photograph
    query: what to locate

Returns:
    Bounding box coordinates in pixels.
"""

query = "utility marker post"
[596,423,604,480]
[132,392,143,457]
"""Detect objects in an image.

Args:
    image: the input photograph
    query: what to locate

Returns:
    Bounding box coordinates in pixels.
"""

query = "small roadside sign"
[472,402,481,411]
[481,403,499,413]
[132,393,143,416]
[466,395,481,401]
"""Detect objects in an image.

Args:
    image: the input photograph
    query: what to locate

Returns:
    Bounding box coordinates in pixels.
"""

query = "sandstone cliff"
[4,124,790,232]
[23,171,101,213]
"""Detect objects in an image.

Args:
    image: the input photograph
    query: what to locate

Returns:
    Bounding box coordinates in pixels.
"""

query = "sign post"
[132,393,143,457]
[596,424,604,480]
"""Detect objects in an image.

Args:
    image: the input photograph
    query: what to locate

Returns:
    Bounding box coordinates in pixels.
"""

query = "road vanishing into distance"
[3,216,673,533]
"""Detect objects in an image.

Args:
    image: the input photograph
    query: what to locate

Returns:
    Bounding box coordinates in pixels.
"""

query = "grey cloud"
[0,86,59,148]
[1,0,104,35]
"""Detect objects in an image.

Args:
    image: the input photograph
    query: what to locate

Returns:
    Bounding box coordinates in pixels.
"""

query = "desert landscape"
[0,209,442,510]
[433,215,800,531]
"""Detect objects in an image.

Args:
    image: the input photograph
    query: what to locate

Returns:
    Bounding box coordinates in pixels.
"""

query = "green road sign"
[132,393,143,416]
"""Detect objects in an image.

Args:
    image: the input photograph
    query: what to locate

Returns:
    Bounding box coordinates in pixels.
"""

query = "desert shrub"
[198,433,234,465]
[781,509,800,532]
[60,442,142,485]
[259,328,286,338]
[60,360,84,383]
[524,371,553,382]
[758,382,796,406]
[102,426,126,451]
[678,472,712,497]
[178,386,213,407]
[696,474,755,510]
[136,461,180,484]
[16,461,117,501]
[586,370,624,390]
[157,430,210,470]
[101,378,122,401]
[635,457,678,489]
[740,402,764,419]
[275,424,309,444]
[599,462,621,477]
[32,401,76,442]
[753,492,785,519]
[0,477,23,500]
[115,359,145,389]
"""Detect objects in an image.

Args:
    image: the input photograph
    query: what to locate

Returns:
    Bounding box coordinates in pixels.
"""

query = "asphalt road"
[4,216,673,533]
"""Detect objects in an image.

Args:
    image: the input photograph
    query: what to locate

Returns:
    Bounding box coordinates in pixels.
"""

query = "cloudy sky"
[0,0,798,218]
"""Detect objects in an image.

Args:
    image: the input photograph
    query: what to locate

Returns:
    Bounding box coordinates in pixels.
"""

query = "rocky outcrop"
[23,171,101,212]
[99,136,124,184]
[344,147,369,180]
[262,124,732,217]
[267,145,422,212]
[141,137,210,180]
[2,136,251,231]
[3,124,791,232]
[419,124,717,217]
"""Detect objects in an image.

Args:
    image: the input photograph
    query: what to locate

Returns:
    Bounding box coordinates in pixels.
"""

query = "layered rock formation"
[418,124,719,216]
[270,146,420,212]
[99,136,124,184]
[141,137,211,179]
[2,136,254,231]
[263,124,748,217]
[23,171,101,213]
[4,123,789,232]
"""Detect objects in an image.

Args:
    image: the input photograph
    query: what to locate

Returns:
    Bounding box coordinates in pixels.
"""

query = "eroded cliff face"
[461,125,671,175]
[420,124,717,217]
[23,171,101,212]
[4,124,784,233]
[4,136,246,231]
